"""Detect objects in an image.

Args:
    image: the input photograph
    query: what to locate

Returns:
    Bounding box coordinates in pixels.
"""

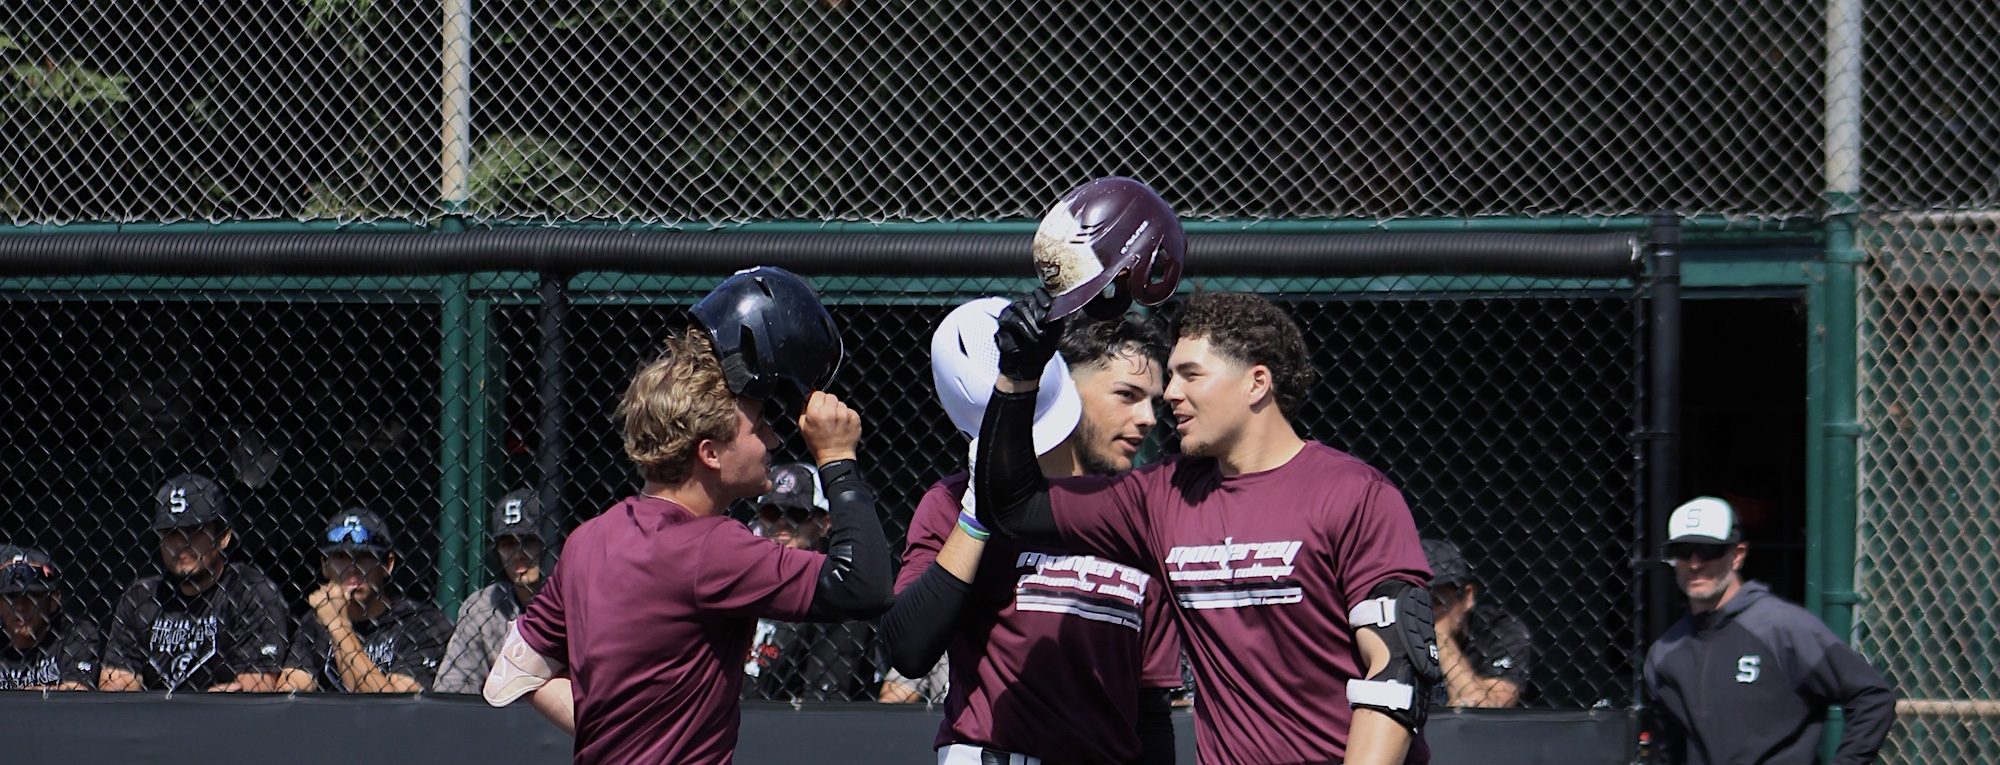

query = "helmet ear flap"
[1082,282,1134,320]
[721,326,772,402]
[1127,224,1185,307]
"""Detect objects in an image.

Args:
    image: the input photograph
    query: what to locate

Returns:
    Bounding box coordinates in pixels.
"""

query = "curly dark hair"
[1174,292,1316,415]
[1058,311,1171,375]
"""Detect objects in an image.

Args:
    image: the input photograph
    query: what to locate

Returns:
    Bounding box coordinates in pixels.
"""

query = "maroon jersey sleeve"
[1332,478,1432,607]
[1138,574,1183,689]
[695,520,823,622]
[895,477,964,593]
[516,563,568,660]
[1046,466,1157,570]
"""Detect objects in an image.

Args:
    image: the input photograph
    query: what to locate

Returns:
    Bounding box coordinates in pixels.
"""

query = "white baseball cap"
[1666,496,1742,545]
[931,297,1081,456]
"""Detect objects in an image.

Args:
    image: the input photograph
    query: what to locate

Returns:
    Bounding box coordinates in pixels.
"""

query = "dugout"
[0,218,1851,763]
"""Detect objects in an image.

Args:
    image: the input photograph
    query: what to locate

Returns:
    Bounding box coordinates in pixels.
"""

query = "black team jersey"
[103,563,288,691]
[284,597,454,691]
[0,616,101,689]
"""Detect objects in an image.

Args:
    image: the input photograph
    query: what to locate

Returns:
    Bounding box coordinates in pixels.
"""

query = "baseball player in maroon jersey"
[976,288,1440,765]
[482,268,893,765]
[880,297,1183,765]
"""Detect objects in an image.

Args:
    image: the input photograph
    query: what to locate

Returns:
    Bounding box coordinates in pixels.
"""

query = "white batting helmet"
[930,297,1080,456]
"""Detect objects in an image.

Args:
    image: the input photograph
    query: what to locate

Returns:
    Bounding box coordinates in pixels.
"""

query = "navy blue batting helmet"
[690,267,843,413]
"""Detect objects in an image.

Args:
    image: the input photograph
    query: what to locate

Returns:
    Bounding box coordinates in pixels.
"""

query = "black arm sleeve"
[972,388,1061,543]
[806,459,895,620]
[877,564,970,678]
[1651,707,1687,765]
[1135,687,1178,765]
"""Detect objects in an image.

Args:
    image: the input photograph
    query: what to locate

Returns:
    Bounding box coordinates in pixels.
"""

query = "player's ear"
[384,553,397,577]
[44,591,62,615]
[218,528,234,551]
[1245,363,1275,409]
[695,438,725,471]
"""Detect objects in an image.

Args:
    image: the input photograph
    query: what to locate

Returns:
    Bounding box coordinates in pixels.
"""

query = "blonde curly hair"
[615,329,739,485]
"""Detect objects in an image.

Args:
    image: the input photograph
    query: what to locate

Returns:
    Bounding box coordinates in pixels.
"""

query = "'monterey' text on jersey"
[1049,442,1432,765]
[899,474,1181,764]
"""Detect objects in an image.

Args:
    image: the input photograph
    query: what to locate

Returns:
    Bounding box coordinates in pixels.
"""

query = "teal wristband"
[957,511,992,541]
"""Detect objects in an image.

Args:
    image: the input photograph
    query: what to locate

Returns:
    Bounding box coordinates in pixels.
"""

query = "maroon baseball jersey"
[1050,442,1432,765]
[898,473,1182,764]
[516,495,822,765]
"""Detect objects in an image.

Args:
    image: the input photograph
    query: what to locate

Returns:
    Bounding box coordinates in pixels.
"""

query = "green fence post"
[462,289,495,594]
[436,268,474,616]
[1818,201,1866,759]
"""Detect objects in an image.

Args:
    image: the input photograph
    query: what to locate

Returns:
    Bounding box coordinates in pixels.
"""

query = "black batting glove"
[995,288,1061,383]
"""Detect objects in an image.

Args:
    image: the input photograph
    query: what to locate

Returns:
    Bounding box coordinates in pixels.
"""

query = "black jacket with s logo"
[1644,582,1895,765]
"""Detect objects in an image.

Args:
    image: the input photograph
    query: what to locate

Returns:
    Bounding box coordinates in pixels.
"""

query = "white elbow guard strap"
[484,621,566,707]
[1345,580,1442,732]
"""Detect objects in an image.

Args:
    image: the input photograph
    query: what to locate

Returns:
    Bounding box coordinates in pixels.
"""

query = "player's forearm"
[327,622,421,693]
[529,677,577,736]
[1345,708,1414,765]
[806,459,893,619]
[277,667,317,692]
[972,387,1061,543]
[1455,675,1521,708]
[1134,687,1178,765]
[26,681,92,691]
[98,666,143,691]
[934,523,984,583]
[1436,632,1480,705]
[228,671,282,693]
[880,562,971,677]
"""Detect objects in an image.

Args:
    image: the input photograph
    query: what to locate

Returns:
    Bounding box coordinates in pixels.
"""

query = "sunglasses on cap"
[1663,543,1733,564]
[326,524,376,546]
[0,560,57,591]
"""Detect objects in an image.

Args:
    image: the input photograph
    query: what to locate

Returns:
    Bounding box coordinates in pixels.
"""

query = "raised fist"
[799,391,862,465]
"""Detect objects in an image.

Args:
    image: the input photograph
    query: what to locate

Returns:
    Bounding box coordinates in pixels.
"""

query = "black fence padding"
[0,231,1639,278]
[1426,708,1637,764]
[0,692,570,765]
[0,694,1633,765]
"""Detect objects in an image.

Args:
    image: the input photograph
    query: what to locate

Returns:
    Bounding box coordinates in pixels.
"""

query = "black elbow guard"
[1346,580,1442,732]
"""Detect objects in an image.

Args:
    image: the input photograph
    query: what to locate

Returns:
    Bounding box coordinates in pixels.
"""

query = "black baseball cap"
[758,463,824,521]
[151,473,228,532]
[320,508,394,555]
[1422,538,1475,589]
[0,545,60,594]
[490,489,548,541]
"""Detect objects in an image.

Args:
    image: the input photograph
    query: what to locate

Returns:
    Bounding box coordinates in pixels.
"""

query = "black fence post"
[1644,210,1683,659]
[536,271,572,563]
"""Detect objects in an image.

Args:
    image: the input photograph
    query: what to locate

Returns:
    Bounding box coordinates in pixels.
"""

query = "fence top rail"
[0,230,1642,278]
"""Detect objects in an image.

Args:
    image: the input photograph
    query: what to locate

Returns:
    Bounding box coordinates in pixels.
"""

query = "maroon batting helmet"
[1032,177,1186,320]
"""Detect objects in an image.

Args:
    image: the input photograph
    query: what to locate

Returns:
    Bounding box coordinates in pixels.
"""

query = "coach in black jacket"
[1644,497,1895,765]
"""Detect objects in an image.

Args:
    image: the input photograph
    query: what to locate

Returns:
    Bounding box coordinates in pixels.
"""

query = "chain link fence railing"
[0,270,1647,706]
[1860,215,2000,764]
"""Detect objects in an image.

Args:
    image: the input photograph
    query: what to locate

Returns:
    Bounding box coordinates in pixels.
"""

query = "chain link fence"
[0,271,1647,706]
[0,0,1985,224]
[1860,215,2000,764]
